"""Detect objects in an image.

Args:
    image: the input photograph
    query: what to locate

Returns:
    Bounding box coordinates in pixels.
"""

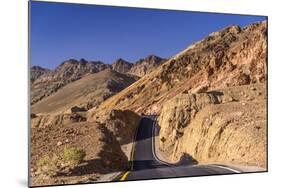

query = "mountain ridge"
[31,55,166,104]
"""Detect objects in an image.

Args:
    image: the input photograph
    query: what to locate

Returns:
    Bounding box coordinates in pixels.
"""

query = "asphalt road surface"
[118,116,241,181]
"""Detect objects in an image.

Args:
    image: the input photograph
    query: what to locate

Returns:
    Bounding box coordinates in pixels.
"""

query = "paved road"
[119,116,240,181]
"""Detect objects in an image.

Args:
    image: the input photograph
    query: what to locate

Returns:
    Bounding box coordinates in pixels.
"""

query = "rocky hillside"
[31,69,138,128]
[31,55,166,105]
[31,109,140,186]
[128,55,166,77]
[31,59,111,105]
[158,84,267,168]
[89,21,267,120]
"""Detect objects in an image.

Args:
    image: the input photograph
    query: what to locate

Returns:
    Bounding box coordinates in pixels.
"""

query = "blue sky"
[30,1,266,69]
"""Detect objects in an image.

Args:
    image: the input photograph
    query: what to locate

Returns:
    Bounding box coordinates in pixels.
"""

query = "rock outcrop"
[102,109,141,145]
[158,84,267,168]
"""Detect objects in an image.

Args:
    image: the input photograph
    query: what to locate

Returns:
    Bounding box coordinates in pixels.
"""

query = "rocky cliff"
[158,84,267,168]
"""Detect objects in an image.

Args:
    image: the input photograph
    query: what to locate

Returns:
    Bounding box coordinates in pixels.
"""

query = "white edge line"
[150,116,242,173]
[151,115,173,166]
[207,164,242,173]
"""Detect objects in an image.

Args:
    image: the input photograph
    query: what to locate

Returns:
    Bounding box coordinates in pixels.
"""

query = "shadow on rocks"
[57,124,129,177]
[176,153,198,166]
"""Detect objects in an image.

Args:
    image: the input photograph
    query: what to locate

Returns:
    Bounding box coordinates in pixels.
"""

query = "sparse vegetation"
[63,147,86,164]
[36,155,59,177]
[37,155,51,167]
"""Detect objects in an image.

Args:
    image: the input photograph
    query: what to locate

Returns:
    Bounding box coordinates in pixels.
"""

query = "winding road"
[118,116,240,181]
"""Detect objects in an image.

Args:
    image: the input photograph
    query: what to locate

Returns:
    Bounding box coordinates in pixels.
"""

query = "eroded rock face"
[158,93,217,151]
[158,84,267,168]
[160,22,267,90]
[103,109,141,145]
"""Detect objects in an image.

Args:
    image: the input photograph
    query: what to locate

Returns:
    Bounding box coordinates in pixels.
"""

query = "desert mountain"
[31,55,166,105]
[111,55,166,76]
[31,59,111,105]
[32,69,137,115]
[89,21,267,120]
[128,55,166,77]
[111,58,133,74]
[31,66,51,83]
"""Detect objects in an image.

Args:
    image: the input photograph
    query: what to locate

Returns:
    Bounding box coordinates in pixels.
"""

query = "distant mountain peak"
[114,58,132,64]
[128,55,166,77]
[112,58,133,74]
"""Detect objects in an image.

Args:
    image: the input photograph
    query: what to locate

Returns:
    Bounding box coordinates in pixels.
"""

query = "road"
[118,116,240,181]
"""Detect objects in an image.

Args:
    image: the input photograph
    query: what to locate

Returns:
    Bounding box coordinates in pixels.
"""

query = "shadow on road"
[129,154,198,172]
[135,117,156,142]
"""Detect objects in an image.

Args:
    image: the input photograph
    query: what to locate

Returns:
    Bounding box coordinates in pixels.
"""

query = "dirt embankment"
[31,109,140,186]
[158,84,267,168]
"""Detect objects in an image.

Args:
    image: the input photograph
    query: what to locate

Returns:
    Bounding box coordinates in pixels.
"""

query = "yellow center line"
[120,125,138,181]
[120,170,130,181]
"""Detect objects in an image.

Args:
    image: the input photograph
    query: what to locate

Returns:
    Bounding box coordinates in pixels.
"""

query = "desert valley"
[30,21,267,186]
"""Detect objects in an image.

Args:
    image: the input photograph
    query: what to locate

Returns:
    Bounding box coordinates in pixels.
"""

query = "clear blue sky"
[30,1,266,69]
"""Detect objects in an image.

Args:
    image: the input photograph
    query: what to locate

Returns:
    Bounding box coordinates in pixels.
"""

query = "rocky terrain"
[31,69,139,130]
[32,69,137,114]
[31,20,267,186]
[158,84,267,168]
[31,109,140,186]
